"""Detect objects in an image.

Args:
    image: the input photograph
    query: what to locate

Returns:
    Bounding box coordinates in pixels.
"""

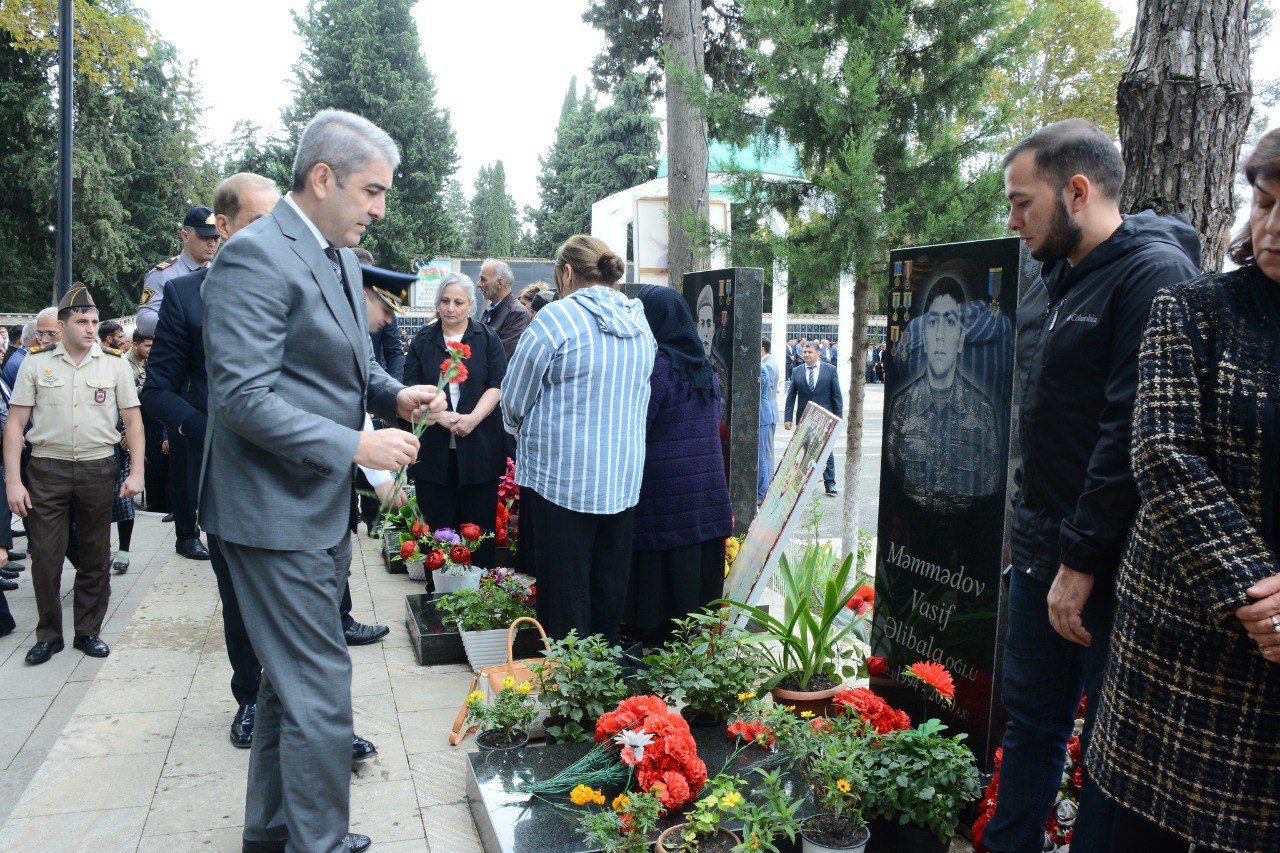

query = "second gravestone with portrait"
[871,237,1024,770]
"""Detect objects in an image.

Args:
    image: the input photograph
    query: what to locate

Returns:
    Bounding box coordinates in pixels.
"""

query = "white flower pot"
[404,559,427,581]
[459,626,514,672]
[434,568,482,594]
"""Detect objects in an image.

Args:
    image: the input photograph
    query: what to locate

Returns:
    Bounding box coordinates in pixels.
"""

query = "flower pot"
[864,817,897,852]
[460,626,517,671]
[404,558,428,581]
[771,682,842,717]
[895,823,949,853]
[656,824,740,853]
[800,815,870,853]
[434,568,482,594]
[680,705,729,729]
[475,728,528,751]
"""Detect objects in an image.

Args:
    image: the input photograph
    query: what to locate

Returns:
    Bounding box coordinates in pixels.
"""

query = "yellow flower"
[465,691,485,704]
[502,676,516,690]
[836,778,852,793]
[737,691,756,702]
[799,710,815,719]
[719,791,742,809]
[570,784,603,806]
[749,834,761,850]
[612,794,631,813]
[516,681,533,695]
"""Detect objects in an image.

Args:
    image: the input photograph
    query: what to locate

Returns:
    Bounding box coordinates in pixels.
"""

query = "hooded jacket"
[501,284,657,514]
[1011,210,1201,584]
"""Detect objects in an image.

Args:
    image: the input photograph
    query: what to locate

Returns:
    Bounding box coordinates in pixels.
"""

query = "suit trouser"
[823,451,836,489]
[142,415,169,513]
[26,456,115,642]
[220,535,353,853]
[525,488,633,643]
[757,423,775,502]
[206,535,262,706]
[169,432,199,540]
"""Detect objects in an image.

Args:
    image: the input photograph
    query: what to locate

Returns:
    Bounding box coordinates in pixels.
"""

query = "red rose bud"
[412,520,429,538]
[399,541,417,560]
[449,545,472,565]
[425,550,446,571]
[867,655,889,677]
[459,523,482,542]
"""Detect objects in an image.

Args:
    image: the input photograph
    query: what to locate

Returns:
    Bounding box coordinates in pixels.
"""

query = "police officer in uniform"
[3,285,145,665]
[139,207,217,561]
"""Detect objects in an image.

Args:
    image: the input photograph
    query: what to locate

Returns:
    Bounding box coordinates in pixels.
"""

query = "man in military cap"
[3,285,144,665]
[136,207,219,337]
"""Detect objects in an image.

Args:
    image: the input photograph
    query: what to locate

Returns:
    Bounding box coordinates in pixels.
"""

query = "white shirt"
[283,193,329,250]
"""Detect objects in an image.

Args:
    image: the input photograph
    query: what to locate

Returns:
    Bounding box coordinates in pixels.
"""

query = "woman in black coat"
[404,273,507,577]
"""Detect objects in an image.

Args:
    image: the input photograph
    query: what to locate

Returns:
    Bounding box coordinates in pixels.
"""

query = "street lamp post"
[55,0,73,302]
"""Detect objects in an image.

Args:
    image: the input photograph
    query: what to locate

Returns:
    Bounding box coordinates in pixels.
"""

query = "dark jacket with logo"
[1010,210,1201,584]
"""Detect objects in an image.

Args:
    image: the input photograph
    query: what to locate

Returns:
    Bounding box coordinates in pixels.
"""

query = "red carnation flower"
[424,549,446,571]
[446,340,472,358]
[855,584,875,605]
[449,544,472,565]
[906,660,956,701]
[459,523,482,542]
[411,519,429,538]
[832,687,911,734]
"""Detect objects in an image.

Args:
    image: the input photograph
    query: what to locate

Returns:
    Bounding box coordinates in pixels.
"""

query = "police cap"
[360,265,415,315]
[182,206,219,238]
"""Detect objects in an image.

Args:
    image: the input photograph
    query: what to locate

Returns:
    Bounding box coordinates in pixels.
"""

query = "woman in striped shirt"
[501,235,657,641]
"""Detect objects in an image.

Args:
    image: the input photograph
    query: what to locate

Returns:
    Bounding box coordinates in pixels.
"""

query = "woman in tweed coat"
[1088,132,1280,852]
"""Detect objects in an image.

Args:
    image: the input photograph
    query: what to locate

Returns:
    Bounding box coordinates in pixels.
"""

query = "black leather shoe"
[0,578,17,591]
[161,513,174,522]
[25,639,64,665]
[5,562,25,572]
[346,833,372,853]
[344,621,390,646]
[0,569,16,578]
[73,634,110,657]
[242,831,370,853]
[825,486,839,496]
[352,734,377,764]
[231,702,255,748]
[7,550,25,560]
[112,557,130,574]
[176,538,211,560]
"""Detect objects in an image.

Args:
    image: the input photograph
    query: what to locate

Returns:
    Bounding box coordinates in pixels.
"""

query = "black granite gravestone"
[404,593,544,667]
[682,268,765,536]
[466,728,811,853]
[871,238,1023,771]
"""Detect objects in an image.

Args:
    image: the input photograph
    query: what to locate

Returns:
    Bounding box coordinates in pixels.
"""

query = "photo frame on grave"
[722,403,843,614]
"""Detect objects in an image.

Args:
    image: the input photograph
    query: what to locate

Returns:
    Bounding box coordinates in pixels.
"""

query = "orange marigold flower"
[906,660,956,700]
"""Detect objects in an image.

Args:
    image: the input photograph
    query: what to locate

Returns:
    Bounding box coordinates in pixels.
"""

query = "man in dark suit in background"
[143,171,390,758]
[352,247,404,381]
[478,258,531,361]
[785,342,844,495]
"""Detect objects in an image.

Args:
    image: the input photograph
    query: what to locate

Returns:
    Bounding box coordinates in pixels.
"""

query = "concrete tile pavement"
[0,513,481,851]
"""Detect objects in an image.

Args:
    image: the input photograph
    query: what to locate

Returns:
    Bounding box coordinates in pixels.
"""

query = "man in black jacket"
[784,342,844,495]
[982,120,1202,853]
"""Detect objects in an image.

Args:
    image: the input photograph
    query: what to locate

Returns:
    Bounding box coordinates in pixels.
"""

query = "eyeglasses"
[34,331,59,340]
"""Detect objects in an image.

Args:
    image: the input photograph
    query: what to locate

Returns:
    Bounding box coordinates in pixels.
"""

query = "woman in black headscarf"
[624,285,733,646]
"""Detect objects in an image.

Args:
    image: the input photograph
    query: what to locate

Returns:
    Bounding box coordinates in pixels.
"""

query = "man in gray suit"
[202,110,445,853]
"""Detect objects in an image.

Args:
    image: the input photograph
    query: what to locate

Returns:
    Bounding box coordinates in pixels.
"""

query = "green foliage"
[732,769,803,853]
[526,74,659,258]
[531,632,629,743]
[861,718,982,841]
[434,574,534,632]
[464,679,537,742]
[678,773,744,850]
[466,162,520,258]
[218,120,293,189]
[576,789,664,853]
[284,0,459,269]
[0,0,151,87]
[714,545,868,690]
[638,611,765,718]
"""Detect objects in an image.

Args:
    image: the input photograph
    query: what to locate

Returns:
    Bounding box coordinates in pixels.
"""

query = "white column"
[836,270,855,401]
[770,260,789,368]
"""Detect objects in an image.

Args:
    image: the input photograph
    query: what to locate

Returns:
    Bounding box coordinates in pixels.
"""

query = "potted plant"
[403,523,491,593]
[640,611,766,727]
[574,788,664,853]
[464,675,538,750]
[733,768,804,853]
[861,718,981,853]
[655,773,743,852]
[714,544,870,715]
[435,569,536,670]
[531,632,630,743]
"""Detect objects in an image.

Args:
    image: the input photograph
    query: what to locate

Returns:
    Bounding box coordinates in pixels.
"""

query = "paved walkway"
[0,514,480,851]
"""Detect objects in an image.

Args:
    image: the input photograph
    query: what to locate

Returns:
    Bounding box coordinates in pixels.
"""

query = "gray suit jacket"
[200,198,402,551]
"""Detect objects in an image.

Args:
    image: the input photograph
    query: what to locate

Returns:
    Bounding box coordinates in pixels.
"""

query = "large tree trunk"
[841,272,871,560]
[1117,0,1252,271]
[664,0,710,286]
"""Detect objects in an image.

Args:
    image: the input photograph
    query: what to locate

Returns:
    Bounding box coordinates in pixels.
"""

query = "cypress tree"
[526,79,595,257]
[466,162,520,258]
[284,0,459,270]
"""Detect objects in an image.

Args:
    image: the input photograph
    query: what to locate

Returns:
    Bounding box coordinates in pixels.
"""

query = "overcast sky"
[131,0,1277,215]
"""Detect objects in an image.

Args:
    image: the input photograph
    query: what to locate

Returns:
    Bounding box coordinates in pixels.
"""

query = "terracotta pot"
[655,824,740,853]
[771,682,842,716]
